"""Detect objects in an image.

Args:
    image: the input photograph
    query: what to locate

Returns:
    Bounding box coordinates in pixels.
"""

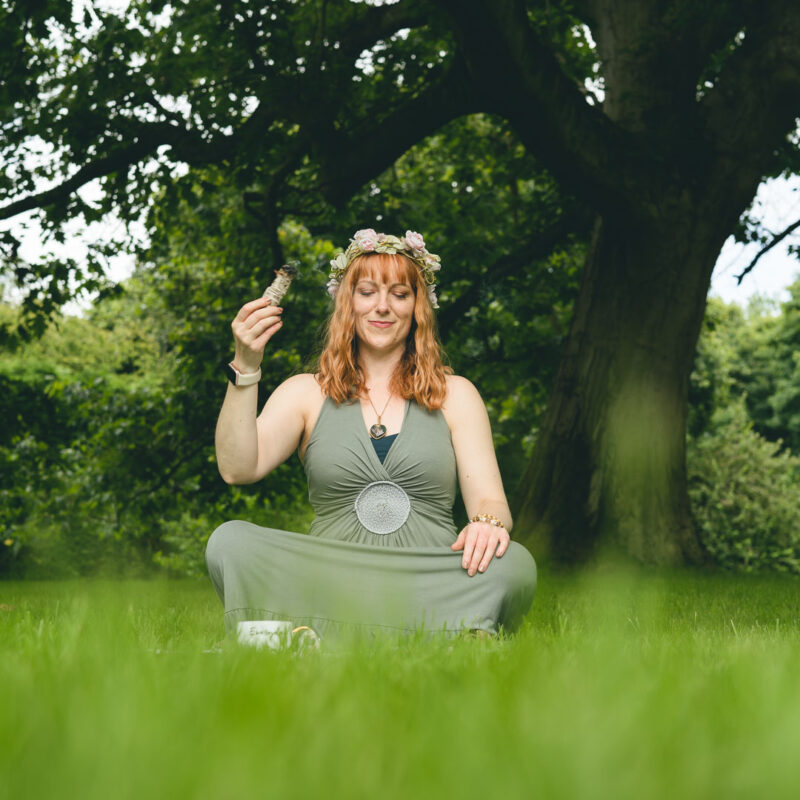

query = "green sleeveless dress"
[206,397,537,639]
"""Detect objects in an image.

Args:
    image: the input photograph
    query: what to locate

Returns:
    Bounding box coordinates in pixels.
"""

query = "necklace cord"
[366,390,392,423]
[367,389,392,425]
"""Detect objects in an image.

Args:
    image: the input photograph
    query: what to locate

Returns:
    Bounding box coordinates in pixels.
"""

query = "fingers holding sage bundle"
[230,263,299,369]
[231,297,283,371]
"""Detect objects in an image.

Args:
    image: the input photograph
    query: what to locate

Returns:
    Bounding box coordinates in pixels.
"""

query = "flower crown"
[327,229,441,308]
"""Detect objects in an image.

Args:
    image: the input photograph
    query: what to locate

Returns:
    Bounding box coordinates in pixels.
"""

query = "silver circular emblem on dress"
[354,480,411,535]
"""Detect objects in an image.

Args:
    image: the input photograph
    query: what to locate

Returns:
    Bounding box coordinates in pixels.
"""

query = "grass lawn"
[2,565,800,799]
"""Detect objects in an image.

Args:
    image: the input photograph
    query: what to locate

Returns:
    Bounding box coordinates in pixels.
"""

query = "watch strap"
[225,362,261,386]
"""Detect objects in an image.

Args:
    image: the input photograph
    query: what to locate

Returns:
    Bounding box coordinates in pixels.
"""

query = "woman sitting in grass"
[207,229,537,639]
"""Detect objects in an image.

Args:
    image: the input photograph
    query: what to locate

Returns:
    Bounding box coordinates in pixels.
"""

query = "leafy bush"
[687,401,800,573]
[0,367,313,579]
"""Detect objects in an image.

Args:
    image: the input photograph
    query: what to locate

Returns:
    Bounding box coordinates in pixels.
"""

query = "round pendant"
[369,423,387,440]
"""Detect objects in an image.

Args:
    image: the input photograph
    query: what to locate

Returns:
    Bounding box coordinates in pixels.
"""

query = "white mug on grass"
[237,620,293,649]
[237,620,320,650]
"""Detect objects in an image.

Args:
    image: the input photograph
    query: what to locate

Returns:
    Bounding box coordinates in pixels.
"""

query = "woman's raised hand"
[230,297,283,373]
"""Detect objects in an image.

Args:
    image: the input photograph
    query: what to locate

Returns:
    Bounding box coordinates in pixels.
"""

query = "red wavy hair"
[316,252,451,410]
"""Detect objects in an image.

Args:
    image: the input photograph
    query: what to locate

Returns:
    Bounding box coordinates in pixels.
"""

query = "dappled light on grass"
[2,571,800,798]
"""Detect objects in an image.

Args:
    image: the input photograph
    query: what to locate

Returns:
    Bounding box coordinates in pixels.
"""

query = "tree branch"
[701,0,800,193]
[311,54,479,204]
[0,0,436,225]
[735,216,800,284]
[335,0,434,60]
[569,0,599,29]
[437,208,592,332]
[0,102,278,223]
[689,1,761,72]
[144,91,187,129]
[431,0,655,217]
[243,140,307,266]
[0,132,171,221]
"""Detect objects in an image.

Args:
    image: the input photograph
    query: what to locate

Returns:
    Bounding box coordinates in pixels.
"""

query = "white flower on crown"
[331,253,348,272]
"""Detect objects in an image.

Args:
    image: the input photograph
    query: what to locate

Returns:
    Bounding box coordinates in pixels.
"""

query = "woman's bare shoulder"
[260,374,323,419]
[289,374,327,461]
[444,374,482,404]
[442,375,486,431]
[273,372,323,398]
[278,372,319,387]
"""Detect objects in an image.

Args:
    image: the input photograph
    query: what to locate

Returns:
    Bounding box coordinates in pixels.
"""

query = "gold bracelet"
[470,513,505,529]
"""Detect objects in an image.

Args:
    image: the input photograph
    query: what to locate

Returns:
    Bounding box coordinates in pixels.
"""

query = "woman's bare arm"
[215,374,313,484]
[215,295,308,484]
[444,375,512,526]
[443,375,512,576]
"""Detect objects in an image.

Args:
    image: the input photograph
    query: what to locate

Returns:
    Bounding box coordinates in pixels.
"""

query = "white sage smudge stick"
[262,263,298,305]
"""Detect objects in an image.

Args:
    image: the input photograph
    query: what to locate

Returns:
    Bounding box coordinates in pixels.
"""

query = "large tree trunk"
[512,206,731,564]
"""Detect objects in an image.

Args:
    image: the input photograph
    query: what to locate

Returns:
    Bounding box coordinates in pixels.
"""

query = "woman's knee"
[494,541,537,631]
[205,520,243,571]
[500,541,537,595]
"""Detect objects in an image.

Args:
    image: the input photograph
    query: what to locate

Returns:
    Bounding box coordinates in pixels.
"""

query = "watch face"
[225,363,238,385]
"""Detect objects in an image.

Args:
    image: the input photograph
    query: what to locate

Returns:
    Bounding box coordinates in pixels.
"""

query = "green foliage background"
[6,2,800,573]
[6,224,800,577]
[5,105,800,576]
[1,113,584,577]
[687,292,800,572]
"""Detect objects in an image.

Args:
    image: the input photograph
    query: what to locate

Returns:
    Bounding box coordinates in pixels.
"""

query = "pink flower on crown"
[404,230,425,253]
[353,228,379,251]
[326,278,340,297]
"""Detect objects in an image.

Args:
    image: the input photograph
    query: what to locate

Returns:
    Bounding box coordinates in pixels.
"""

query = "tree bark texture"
[512,207,732,563]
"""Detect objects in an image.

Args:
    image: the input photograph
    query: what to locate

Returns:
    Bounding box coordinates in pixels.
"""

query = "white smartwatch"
[225,362,261,386]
